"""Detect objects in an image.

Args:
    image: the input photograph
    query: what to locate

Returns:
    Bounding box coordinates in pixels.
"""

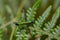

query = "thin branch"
[9,0,26,40]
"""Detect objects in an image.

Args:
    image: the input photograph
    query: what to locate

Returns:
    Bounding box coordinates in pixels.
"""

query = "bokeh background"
[0,0,60,40]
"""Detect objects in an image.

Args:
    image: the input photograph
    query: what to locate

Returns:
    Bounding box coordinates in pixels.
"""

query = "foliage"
[0,0,60,40]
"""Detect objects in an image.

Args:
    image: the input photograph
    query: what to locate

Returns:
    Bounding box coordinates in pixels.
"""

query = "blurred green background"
[0,0,60,40]
[0,0,60,23]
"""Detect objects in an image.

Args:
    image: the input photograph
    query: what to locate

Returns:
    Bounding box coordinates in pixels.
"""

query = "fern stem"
[10,26,16,40]
[9,0,26,40]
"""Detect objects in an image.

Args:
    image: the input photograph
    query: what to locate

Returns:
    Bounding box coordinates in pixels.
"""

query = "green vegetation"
[0,0,60,40]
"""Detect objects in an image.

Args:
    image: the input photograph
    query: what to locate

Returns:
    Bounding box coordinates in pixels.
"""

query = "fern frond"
[29,6,52,36]
[51,25,60,37]
[47,24,60,40]
[43,7,60,33]
[16,29,28,40]
[26,0,42,21]
[33,6,52,29]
